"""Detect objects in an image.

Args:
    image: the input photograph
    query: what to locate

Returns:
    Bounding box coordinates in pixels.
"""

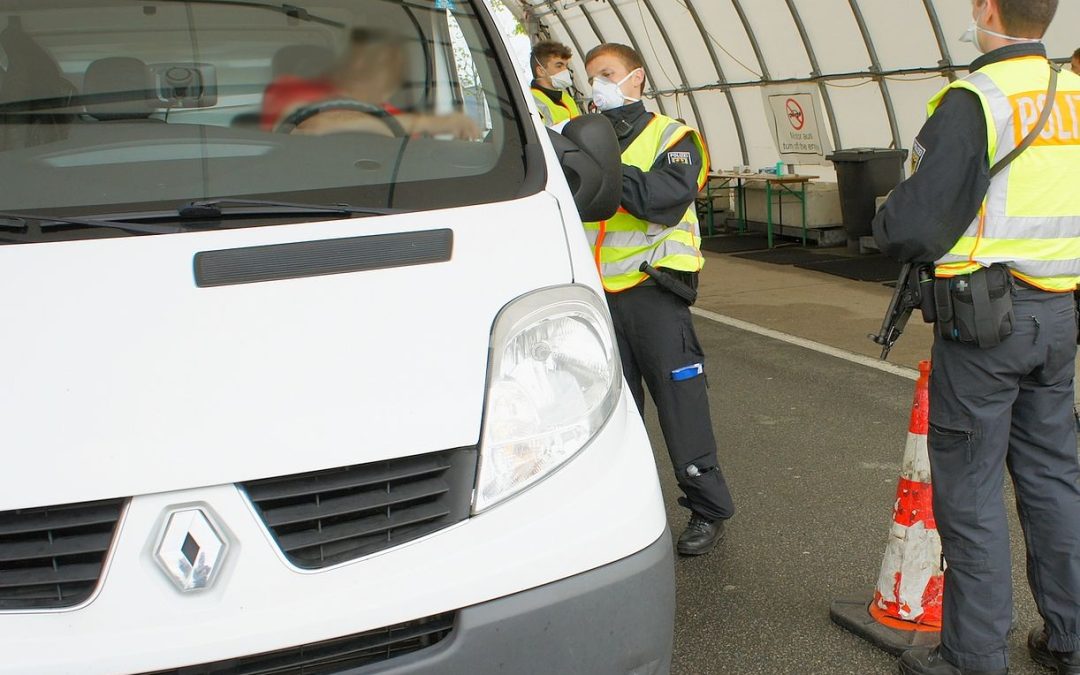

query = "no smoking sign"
[785,98,805,131]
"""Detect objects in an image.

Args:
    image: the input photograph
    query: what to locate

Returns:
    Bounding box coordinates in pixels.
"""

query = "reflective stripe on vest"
[928,57,1080,292]
[531,88,581,126]
[583,115,710,292]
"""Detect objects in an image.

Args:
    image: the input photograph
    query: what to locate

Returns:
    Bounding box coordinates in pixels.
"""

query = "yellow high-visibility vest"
[929,56,1080,292]
[583,115,709,292]
[531,87,581,126]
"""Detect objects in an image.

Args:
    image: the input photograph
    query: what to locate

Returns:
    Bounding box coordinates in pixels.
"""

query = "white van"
[0,1,674,673]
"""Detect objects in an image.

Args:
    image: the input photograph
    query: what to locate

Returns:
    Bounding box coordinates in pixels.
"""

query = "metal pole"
[639,0,709,141]
[603,0,670,116]
[646,65,963,95]
[921,0,957,82]
[784,0,842,150]
[731,0,770,80]
[683,0,749,164]
[545,5,587,67]
[576,1,606,43]
[847,0,903,149]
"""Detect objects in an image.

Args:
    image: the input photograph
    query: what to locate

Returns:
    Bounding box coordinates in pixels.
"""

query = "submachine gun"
[870,263,934,360]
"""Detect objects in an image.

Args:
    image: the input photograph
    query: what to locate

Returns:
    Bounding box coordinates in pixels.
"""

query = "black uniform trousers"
[929,284,1080,671]
[606,282,734,522]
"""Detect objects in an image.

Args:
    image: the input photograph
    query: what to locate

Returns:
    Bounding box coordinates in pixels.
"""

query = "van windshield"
[0,0,530,239]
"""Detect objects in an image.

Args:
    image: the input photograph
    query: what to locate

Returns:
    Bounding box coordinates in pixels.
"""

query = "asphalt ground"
[643,313,1050,675]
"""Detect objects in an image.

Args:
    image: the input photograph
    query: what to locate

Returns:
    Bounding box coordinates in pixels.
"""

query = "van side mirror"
[546,114,622,222]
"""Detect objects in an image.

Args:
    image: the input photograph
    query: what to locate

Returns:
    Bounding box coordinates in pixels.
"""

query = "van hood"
[0,193,573,510]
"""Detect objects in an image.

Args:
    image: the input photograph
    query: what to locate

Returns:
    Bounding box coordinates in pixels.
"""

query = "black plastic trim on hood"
[193,228,452,287]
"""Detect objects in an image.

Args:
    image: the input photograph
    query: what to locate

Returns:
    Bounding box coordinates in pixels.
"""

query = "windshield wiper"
[0,200,399,238]
[0,212,180,235]
[176,198,401,219]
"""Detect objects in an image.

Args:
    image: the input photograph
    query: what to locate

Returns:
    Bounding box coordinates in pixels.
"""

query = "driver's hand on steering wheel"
[290,108,480,141]
[293,109,396,136]
[408,112,481,141]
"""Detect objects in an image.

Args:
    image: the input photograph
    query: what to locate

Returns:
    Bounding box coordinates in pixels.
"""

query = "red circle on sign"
[785,98,805,131]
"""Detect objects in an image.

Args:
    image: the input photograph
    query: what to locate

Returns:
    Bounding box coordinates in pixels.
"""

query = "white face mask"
[591,68,641,112]
[536,58,574,91]
[549,69,574,91]
[959,4,1041,53]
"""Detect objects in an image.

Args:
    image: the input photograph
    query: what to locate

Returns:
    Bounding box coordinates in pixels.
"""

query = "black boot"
[898,647,1006,675]
[1028,626,1080,674]
[676,513,724,556]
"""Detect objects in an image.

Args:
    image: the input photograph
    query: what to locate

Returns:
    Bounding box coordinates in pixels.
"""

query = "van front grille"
[0,497,126,610]
[241,448,476,568]
[143,612,455,674]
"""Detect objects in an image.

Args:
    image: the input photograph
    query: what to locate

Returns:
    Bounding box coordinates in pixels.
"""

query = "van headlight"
[473,285,621,513]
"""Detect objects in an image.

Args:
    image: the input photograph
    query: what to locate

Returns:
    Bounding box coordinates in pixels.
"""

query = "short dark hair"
[1073,47,1080,61]
[584,43,646,87]
[531,40,572,78]
[992,0,1057,38]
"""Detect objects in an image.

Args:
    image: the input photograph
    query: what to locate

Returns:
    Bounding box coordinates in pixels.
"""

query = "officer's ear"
[630,67,646,96]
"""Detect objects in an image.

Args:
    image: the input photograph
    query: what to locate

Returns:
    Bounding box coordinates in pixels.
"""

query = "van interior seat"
[0,17,77,148]
[83,57,158,121]
[230,45,336,129]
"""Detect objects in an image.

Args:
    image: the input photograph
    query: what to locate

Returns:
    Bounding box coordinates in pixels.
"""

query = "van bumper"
[359,528,675,675]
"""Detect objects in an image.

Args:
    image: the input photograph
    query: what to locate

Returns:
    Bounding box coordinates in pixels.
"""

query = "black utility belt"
[924,264,1015,348]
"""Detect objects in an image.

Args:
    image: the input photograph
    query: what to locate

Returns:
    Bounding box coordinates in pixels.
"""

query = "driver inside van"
[260,28,479,140]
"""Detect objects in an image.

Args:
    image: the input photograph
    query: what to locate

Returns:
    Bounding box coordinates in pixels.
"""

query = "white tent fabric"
[503,0,1079,176]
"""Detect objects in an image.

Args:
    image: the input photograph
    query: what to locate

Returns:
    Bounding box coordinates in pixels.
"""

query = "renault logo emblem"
[153,507,229,592]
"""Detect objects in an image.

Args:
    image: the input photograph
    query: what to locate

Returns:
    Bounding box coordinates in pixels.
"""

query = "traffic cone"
[830,360,942,655]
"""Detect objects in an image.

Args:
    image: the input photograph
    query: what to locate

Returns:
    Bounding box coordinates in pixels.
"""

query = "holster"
[933,263,1014,348]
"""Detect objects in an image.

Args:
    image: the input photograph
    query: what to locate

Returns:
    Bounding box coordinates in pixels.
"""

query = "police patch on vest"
[667,151,692,165]
[911,138,926,173]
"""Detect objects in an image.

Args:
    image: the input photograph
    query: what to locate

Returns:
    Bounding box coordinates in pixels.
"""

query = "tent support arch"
[847,0,902,150]
[638,0,710,141]
[921,0,957,82]
[602,0,670,117]
[783,0,842,151]
[684,0,750,165]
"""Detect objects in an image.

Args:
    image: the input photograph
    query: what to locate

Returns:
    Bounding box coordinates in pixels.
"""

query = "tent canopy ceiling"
[504,0,1079,172]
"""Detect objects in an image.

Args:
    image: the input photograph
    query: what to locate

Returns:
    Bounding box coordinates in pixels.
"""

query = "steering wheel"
[274,98,407,137]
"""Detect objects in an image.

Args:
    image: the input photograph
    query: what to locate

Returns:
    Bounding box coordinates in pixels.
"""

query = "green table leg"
[766,180,774,248]
[800,182,807,246]
[737,179,746,232]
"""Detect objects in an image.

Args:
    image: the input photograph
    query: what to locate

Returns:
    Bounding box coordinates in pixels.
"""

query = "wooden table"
[702,171,816,248]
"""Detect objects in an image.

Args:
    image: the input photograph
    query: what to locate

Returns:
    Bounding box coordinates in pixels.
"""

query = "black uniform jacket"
[872,43,1048,263]
[601,101,702,228]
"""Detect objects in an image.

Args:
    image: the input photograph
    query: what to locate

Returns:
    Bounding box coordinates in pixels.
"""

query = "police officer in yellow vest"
[874,1,1080,673]
[530,40,581,127]
[583,43,733,557]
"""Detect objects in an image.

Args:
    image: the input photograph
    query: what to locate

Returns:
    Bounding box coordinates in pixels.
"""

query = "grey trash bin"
[826,148,908,241]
